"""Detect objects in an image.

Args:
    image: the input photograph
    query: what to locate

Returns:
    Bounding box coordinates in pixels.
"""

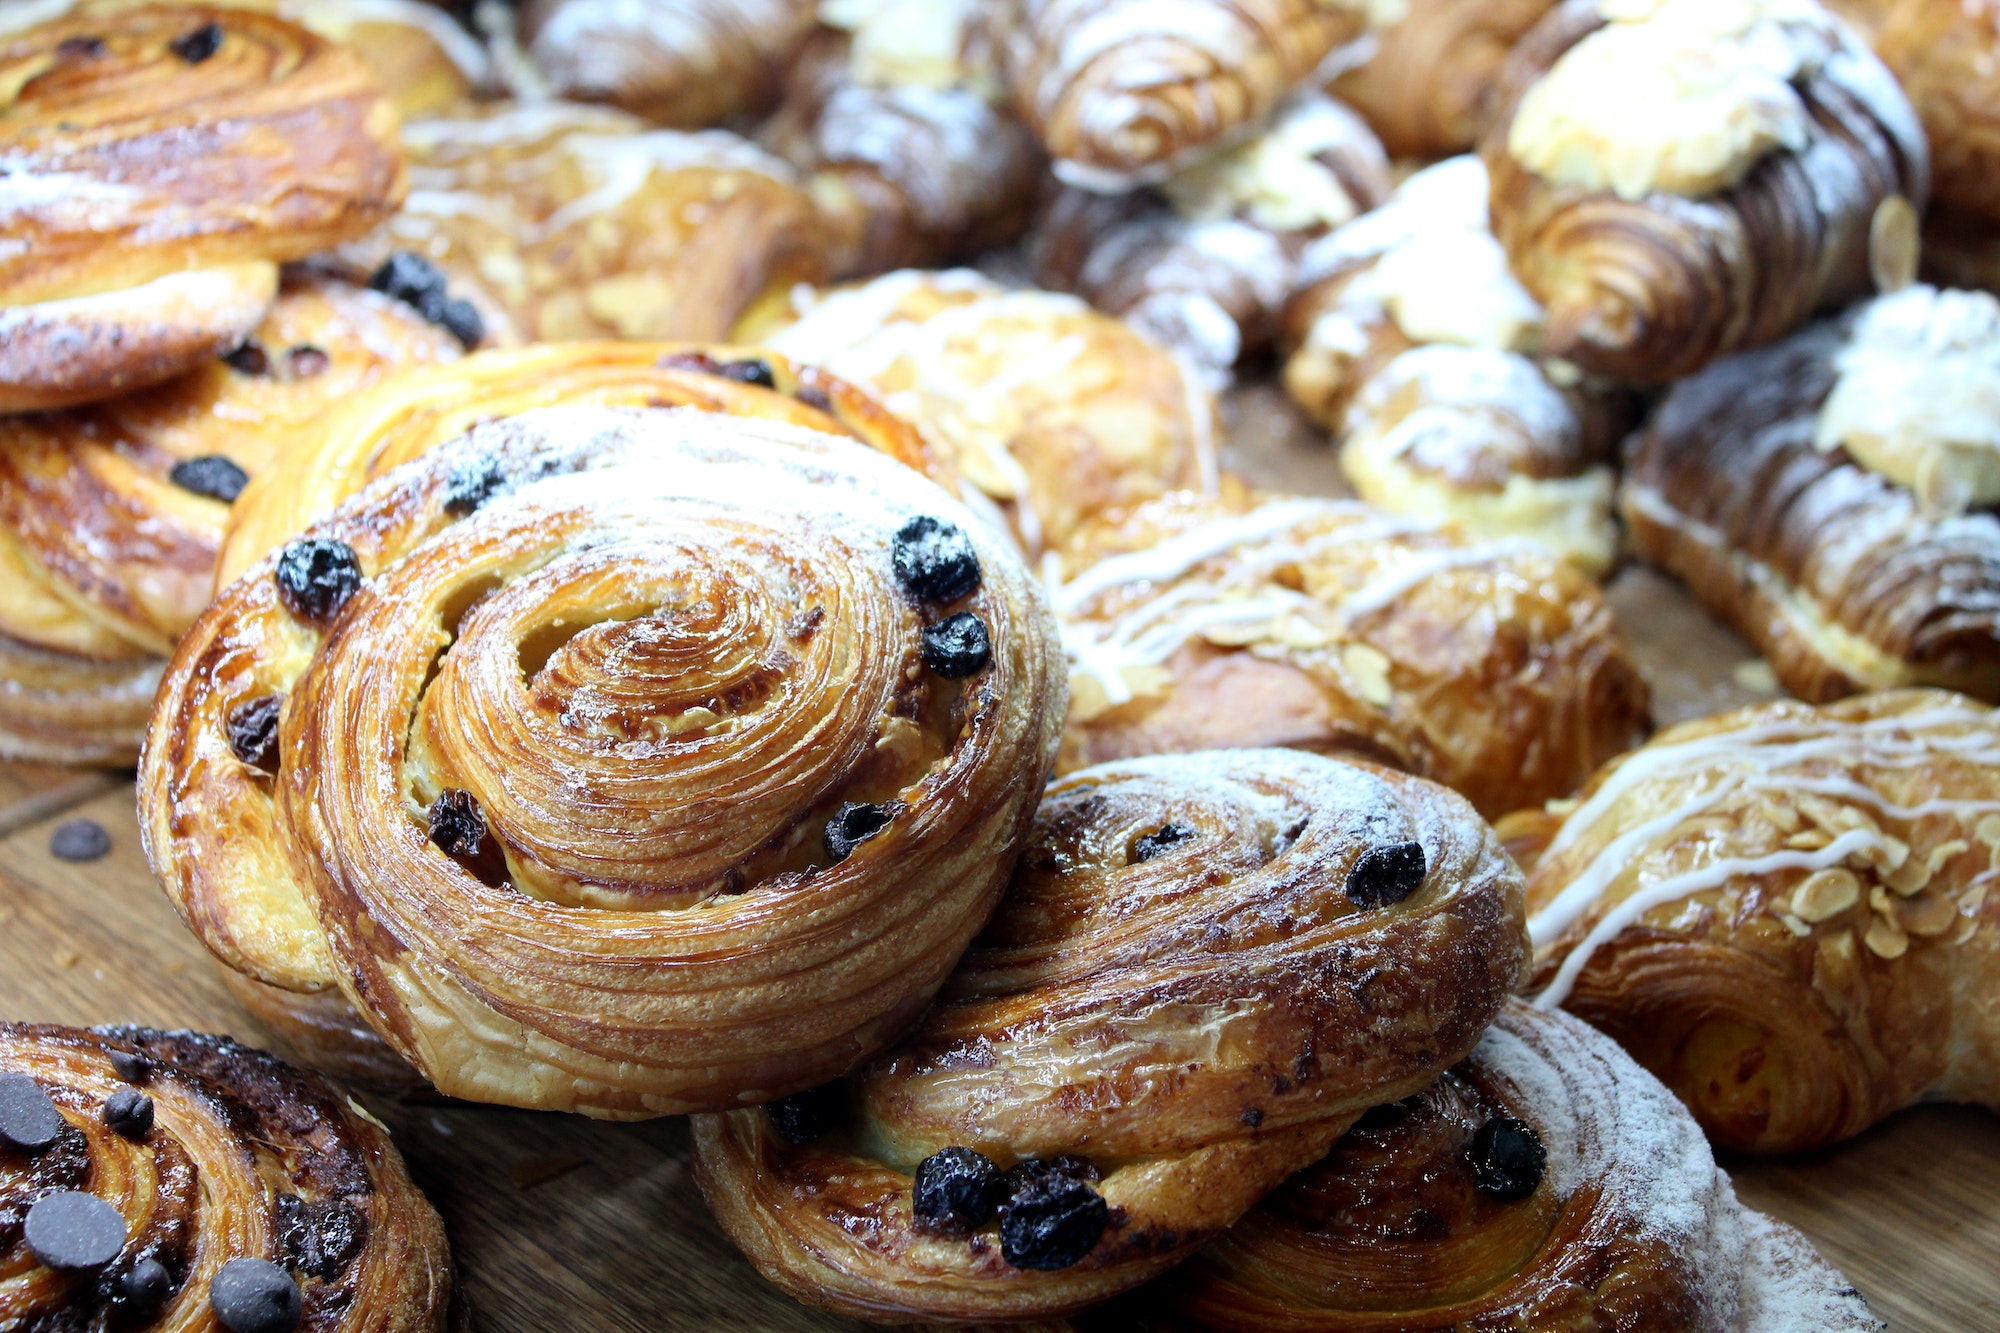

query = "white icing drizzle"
[1160,91,1386,233]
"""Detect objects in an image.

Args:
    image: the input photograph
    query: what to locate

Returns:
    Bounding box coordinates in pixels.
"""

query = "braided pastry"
[0,276,460,766]
[1481,0,1928,382]
[0,5,406,412]
[1621,287,2000,703]
[141,403,1065,1115]
[1515,689,2000,1153]
[0,1022,450,1331]
[1055,492,1649,819]
[692,748,1527,1322]
[1325,0,1559,157]
[1111,1000,1883,1331]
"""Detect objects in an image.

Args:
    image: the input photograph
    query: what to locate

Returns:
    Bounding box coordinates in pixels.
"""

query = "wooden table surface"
[2,386,1996,1331]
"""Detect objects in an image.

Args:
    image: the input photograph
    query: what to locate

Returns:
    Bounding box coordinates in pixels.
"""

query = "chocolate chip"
[24,1191,127,1270]
[108,1051,151,1085]
[169,21,222,63]
[823,802,892,862]
[222,342,269,375]
[169,455,249,503]
[999,1172,1108,1271]
[120,1256,173,1307]
[226,695,283,773]
[51,818,110,862]
[210,1257,301,1333]
[891,516,980,604]
[766,1083,844,1145]
[286,345,329,378]
[57,35,106,59]
[1345,840,1426,909]
[0,1072,64,1151]
[102,1088,153,1139]
[716,358,775,389]
[1132,822,1194,863]
[1468,1116,1545,1201]
[913,1148,1005,1238]
[442,456,507,515]
[274,538,362,623]
[919,612,990,678]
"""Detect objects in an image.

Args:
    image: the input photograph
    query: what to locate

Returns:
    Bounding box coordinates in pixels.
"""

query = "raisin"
[912,1148,1005,1237]
[824,802,892,862]
[1345,840,1426,908]
[427,789,505,884]
[716,358,775,389]
[222,343,269,375]
[766,1083,845,1145]
[891,516,980,604]
[919,612,990,678]
[999,1173,1108,1271]
[443,456,507,515]
[278,1194,366,1281]
[226,695,283,772]
[273,539,362,623]
[169,21,221,63]
[168,455,248,503]
[1468,1116,1545,1201]
[1132,822,1194,863]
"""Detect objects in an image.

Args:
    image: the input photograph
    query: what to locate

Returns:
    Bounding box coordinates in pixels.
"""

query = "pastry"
[1282,155,1625,573]
[1481,0,1929,382]
[692,748,1527,1322]
[1054,491,1650,819]
[0,275,461,765]
[0,1021,451,1330]
[0,5,406,412]
[749,269,1221,557]
[1109,1000,1884,1331]
[1517,689,2000,1153]
[141,402,1066,1116]
[1621,285,2000,703]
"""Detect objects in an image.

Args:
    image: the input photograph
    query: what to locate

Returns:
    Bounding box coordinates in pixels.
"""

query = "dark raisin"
[1132,822,1194,863]
[108,1051,151,1085]
[274,538,363,622]
[222,342,269,375]
[278,1194,367,1281]
[57,35,106,59]
[226,695,283,772]
[823,802,892,862]
[766,1083,844,1144]
[919,612,990,678]
[999,1173,1108,1271]
[0,1072,64,1152]
[1468,1116,1545,1201]
[1345,840,1427,908]
[431,296,484,348]
[168,455,249,503]
[23,1191,127,1269]
[209,1257,301,1333]
[427,789,505,883]
[891,516,980,604]
[120,1256,174,1307]
[795,384,833,412]
[286,345,329,378]
[443,456,507,515]
[716,358,776,389]
[101,1088,153,1139]
[1240,1108,1263,1127]
[369,252,448,309]
[912,1148,1005,1237]
[169,21,222,63]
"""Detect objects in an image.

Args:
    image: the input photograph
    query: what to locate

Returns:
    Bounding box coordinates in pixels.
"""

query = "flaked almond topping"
[1898,892,1959,939]
[1792,868,1861,923]
[1863,916,1909,959]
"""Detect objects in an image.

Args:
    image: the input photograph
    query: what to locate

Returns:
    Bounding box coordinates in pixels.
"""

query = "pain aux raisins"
[1132,821,1195,863]
[891,516,981,604]
[824,802,893,862]
[168,455,249,503]
[919,611,990,677]
[1345,839,1427,908]
[274,538,363,623]
[912,1148,1007,1238]
[766,1083,846,1144]
[1468,1115,1546,1201]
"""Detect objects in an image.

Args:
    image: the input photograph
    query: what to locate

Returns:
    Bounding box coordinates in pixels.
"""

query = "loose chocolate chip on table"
[274,538,363,622]
[222,342,269,376]
[1132,822,1195,863]
[999,1173,1109,1271]
[102,1087,154,1139]
[1345,840,1427,909]
[169,455,249,503]
[716,358,776,389]
[443,456,507,515]
[913,1148,1006,1237]
[891,516,981,604]
[920,612,990,678]
[24,1191,128,1270]
[766,1083,845,1145]
[169,21,221,63]
[51,818,111,862]
[108,1051,151,1085]
[1469,1116,1546,1201]
[210,1257,302,1333]
[0,1071,65,1151]
[823,802,892,862]
[226,695,283,772]
[121,1256,174,1307]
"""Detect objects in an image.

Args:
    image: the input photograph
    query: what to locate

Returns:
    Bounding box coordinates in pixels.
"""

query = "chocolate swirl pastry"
[1480,0,1928,382]
[1112,1001,1883,1331]
[692,748,1527,1322]
[0,276,460,766]
[0,1022,450,1331]
[0,5,405,412]
[1514,689,2000,1154]
[141,404,1066,1115]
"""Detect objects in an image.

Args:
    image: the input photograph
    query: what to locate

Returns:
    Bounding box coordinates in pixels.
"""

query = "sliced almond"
[1898,892,1959,939]
[1791,868,1861,923]
[1975,813,2000,848]
[1863,916,1909,959]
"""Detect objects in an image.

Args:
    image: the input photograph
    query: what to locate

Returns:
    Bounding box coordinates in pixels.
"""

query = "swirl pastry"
[0,5,406,412]
[1055,492,1649,819]
[1481,0,1928,383]
[0,1022,450,1331]
[0,276,460,765]
[1110,1000,1883,1331]
[692,748,1528,1322]
[1621,285,2000,703]
[1516,689,2000,1154]
[141,403,1066,1115]
[751,269,1220,557]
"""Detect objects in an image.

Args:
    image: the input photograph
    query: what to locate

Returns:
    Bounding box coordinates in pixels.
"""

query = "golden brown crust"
[0,1022,450,1330]
[0,632,160,765]
[1328,0,1559,157]
[1870,0,2000,223]
[692,749,1526,1323]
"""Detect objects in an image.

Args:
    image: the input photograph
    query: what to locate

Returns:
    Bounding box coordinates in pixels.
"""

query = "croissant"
[0,6,405,412]
[0,1022,450,1330]
[750,269,1221,557]
[0,276,461,766]
[1481,0,1929,382]
[1054,491,1649,819]
[1108,1000,1884,1331]
[1005,0,1368,189]
[141,400,1066,1116]
[691,747,1527,1322]
[1513,689,2000,1155]
[1621,286,2000,703]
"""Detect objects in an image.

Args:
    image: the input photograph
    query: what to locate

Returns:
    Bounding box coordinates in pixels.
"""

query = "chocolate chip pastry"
[691,748,1527,1322]
[0,1022,450,1332]
[140,402,1066,1115]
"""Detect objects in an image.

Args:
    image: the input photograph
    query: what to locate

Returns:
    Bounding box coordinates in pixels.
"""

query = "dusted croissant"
[1055,492,1649,819]
[1622,285,2000,703]
[1110,1001,1883,1331]
[0,6,405,412]
[1515,689,2000,1153]
[1481,0,1929,382]
[0,1023,450,1330]
[692,748,1527,1322]
[142,402,1065,1116]
[0,277,460,765]
[1325,0,1559,157]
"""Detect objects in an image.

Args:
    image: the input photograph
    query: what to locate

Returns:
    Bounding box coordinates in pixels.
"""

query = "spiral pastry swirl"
[1326,0,1559,158]
[691,749,1526,1323]
[143,403,1065,1116]
[0,1023,449,1332]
